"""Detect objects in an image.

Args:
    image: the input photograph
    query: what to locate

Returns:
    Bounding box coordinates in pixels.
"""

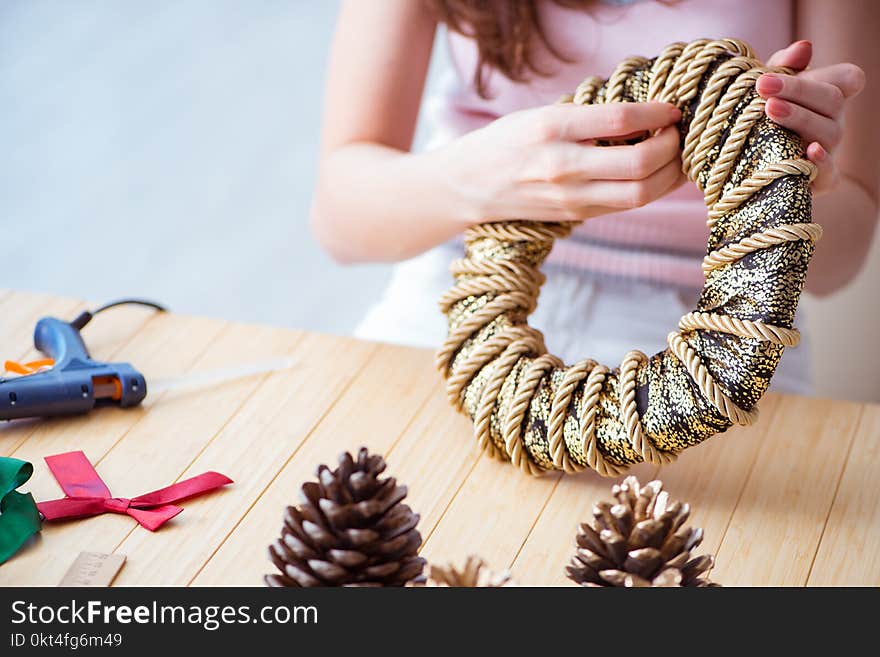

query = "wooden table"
[1,289,878,587]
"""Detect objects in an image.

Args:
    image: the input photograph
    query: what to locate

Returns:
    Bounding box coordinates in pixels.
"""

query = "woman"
[312,0,876,395]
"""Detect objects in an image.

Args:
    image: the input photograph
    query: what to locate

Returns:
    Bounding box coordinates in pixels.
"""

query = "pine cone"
[265,448,425,587]
[420,555,514,587]
[566,476,718,587]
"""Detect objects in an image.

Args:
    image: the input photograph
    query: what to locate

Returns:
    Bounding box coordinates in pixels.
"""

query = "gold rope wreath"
[436,38,822,477]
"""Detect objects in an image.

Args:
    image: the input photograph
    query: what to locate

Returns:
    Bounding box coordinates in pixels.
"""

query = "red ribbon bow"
[37,451,233,531]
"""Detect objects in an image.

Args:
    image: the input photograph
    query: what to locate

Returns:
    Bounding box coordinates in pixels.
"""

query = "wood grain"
[511,463,657,586]
[115,331,376,585]
[192,343,433,585]
[807,404,880,586]
[711,395,863,586]
[1,294,878,587]
[656,394,783,559]
[0,311,231,584]
[419,458,562,572]
[383,392,482,542]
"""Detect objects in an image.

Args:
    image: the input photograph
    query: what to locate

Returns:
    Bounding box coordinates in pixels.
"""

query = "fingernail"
[767,97,791,118]
[670,106,682,121]
[813,143,827,162]
[758,73,784,95]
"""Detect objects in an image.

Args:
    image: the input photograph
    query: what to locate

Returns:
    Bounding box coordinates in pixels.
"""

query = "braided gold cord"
[502,354,562,476]
[573,76,603,105]
[547,359,595,473]
[681,56,753,176]
[648,41,686,101]
[579,364,626,477]
[473,337,543,458]
[620,350,676,465]
[471,221,573,242]
[435,291,534,377]
[702,222,823,274]
[707,159,817,226]
[436,38,822,476]
[667,331,760,426]
[444,326,545,410]
[606,57,649,102]
[678,312,801,347]
[449,257,547,291]
[690,65,793,193]
[702,92,770,205]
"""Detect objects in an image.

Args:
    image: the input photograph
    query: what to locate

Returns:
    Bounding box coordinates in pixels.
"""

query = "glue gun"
[0,299,166,421]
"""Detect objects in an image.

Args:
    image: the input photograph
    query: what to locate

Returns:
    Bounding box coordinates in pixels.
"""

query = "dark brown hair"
[427,0,591,97]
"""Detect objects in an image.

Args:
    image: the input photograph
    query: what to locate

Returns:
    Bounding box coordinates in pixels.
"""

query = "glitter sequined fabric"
[440,41,814,472]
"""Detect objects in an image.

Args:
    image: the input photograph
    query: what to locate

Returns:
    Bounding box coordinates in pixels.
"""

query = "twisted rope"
[436,39,822,476]
[678,311,801,347]
[702,222,823,274]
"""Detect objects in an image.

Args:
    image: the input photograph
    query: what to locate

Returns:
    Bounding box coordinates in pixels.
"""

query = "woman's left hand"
[756,40,865,194]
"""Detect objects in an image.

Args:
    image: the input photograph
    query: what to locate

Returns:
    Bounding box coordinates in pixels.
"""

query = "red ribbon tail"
[44,451,113,498]
[36,449,232,532]
[127,505,183,531]
[37,497,111,521]
[130,472,233,507]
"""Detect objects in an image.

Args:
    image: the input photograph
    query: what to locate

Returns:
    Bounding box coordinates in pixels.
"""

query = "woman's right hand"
[436,101,686,225]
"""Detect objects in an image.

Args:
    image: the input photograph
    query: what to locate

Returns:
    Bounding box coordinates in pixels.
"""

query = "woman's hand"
[437,102,685,224]
[757,40,866,194]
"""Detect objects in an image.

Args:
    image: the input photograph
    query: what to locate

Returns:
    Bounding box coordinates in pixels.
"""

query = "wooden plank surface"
[0,309,231,585]
[807,404,880,586]
[711,395,863,586]
[511,461,658,586]
[117,331,376,585]
[193,343,437,586]
[1,292,878,586]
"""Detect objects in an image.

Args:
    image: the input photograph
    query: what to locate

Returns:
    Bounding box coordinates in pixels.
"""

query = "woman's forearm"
[797,0,880,296]
[312,103,686,265]
[806,176,879,296]
[311,143,466,264]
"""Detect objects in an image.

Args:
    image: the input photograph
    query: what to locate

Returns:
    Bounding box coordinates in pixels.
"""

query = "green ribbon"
[0,456,41,565]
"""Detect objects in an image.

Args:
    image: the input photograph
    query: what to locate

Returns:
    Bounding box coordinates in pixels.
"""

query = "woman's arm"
[310,0,442,263]
[760,1,879,296]
[802,0,879,296]
[312,1,684,264]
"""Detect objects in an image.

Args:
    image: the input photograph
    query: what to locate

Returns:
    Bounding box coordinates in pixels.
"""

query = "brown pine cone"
[566,476,719,587]
[265,447,425,587]
[419,555,514,587]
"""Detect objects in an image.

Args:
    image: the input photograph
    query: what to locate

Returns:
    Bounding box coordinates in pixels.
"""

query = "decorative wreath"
[436,38,822,477]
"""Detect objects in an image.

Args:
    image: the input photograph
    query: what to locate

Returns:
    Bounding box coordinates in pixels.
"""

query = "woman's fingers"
[576,159,686,213]
[757,63,866,118]
[583,158,684,210]
[532,101,681,142]
[766,40,812,71]
[524,204,625,222]
[765,97,843,150]
[806,141,838,195]
[528,157,685,218]
[756,73,845,118]
[800,63,867,98]
[756,60,863,198]
[537,126,681,182]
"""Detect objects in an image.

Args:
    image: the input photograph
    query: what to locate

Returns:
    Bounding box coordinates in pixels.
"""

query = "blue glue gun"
[0,299,165,421]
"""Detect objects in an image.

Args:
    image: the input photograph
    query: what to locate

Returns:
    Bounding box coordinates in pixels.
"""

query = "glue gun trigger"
[3,359,56,376]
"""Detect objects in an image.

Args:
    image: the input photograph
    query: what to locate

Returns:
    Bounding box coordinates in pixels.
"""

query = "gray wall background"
[2,0,388,334]
[2,1,879,401]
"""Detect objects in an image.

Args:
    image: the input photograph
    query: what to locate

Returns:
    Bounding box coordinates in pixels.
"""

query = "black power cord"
[70,298,168,331]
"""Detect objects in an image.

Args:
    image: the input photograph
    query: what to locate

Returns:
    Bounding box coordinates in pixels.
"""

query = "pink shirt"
[426,0,794,287]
